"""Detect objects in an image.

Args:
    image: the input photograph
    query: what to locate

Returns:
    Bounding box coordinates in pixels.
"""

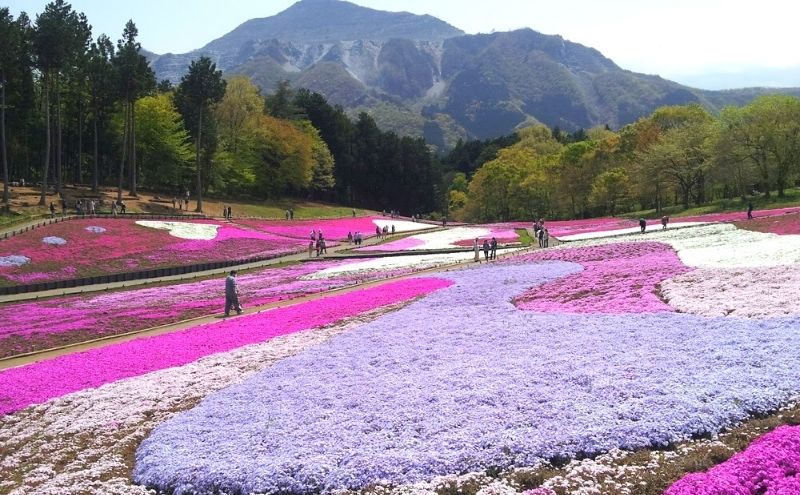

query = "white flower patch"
[303,252,478,280]
[661,265,800,318]
[85,226,107,234]
[135,221,220,240]
[556,222,707,241]
[0,255,30,267]
[398,226,493,250]
[564,223,800,269]
[42,236,67,246]
[372,218,436,234]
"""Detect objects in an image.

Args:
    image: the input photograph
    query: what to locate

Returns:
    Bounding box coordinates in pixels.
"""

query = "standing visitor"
[321,237,327,254]
[289,208,294,219]
[639,218,647,233]
[473,238,480,262]
[285,210,290,220]
[661,216,669,230]
[543,229,550,248]
[61,199,67,217]
[375,225,381,238]
[111,201,117,217]
[490,237,497,260]
[391,224,395,235]
[747,202,754,220]
[537,228,544,248]
[347,231,353,244]
[352,208,356,217]
[482,239,490,262]
[49,202,56,218]
[227,206,232,220]
[224,270,243,316]
[172,197,177,209]
[308,240,314,258]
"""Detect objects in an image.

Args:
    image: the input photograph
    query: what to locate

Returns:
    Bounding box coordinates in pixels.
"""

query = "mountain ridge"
[146,0,800,147]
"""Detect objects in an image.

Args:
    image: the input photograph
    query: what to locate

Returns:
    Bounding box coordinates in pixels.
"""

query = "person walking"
[490,237,497,260]
[639,217,647,234]
[661,215,669,230]
[224,270,243,316]
[537,228,544,248]
[483,239,490,262]
[543,228,550,248]
[227,206,232,220]
[49,202,56,218]
[473,238,480,262]
[747,202,754,220]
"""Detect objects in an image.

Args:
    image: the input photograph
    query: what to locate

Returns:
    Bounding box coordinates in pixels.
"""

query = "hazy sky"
[7,0,800,88]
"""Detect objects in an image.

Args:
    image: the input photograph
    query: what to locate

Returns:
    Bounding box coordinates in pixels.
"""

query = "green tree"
[0,8,28,206]
[637,118,713,208]
[135,93,193,191]
[718,95,800,198]
[589,168,632,215]
[33,0,91,203]
[87,34,115,191]
[265,80,301,120]
[113,20,155,200]
[175,56,226,212]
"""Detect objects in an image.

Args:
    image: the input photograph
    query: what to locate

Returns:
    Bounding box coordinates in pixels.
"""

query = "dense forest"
[2,2,800,220]
[0,1,439,214]
[444,98,800,222]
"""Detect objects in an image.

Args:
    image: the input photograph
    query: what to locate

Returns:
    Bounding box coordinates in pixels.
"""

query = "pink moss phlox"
[0,218,310,285]
[359,237,427,252]
[666,425,800,495]
[0,277,452,416]
[239,216,388,241]
[0,261,362,342]
[512,242,689,313]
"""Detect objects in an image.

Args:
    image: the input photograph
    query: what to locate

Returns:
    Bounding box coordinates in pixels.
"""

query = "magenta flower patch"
[666,425,800,494]
[511,242,689,313]
[0,277,451,416]
[0,260,426,357]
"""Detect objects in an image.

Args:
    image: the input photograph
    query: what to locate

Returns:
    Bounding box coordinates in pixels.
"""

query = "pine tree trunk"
[56,80,62,194]
[117,101,128,203]
[39,74,50,206]
[77,102,83,185]
[195,108,203,213]
[130,100,137,197]
[92,115,98,192]
[1,71,9,207]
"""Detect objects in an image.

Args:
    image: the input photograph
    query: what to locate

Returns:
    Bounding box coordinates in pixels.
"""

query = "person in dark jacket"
[224,270,243,316]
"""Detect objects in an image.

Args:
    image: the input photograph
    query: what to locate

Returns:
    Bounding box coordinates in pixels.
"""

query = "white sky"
[7,0,800,87]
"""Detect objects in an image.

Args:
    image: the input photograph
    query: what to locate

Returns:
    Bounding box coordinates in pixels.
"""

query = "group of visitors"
[382,209,401,218]
[533,220,549,248]
[375,224,395,240]
[473,237,498,262]
[172,197,190,210]
[284,209,295,220]
[222,206,233,220]
[347,231,364,245]
[309,229,327,257]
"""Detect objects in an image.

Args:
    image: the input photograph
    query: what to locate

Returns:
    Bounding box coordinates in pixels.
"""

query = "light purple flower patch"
[0,255,31,267]
[85,226,107,234]
[41,236,67,246]
[134,262,800,493]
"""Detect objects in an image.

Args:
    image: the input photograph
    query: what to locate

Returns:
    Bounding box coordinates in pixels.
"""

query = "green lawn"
[626,187,800,219]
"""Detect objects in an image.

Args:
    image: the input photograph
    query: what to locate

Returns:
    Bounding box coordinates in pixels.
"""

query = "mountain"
[147,0,800,148]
